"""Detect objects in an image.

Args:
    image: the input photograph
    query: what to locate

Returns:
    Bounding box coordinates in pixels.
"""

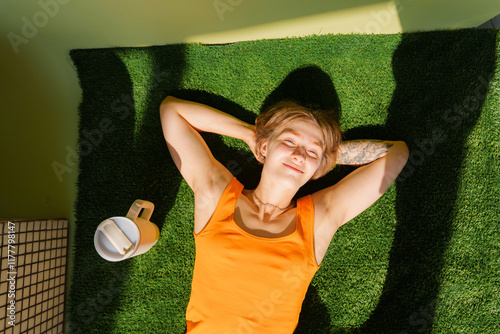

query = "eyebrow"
[280,129,324,150]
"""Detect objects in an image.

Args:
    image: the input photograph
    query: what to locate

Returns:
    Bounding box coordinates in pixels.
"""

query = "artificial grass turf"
[68,29,500,333]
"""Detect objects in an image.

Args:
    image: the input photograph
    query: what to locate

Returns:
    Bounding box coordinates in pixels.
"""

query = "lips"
[283,163,304,173]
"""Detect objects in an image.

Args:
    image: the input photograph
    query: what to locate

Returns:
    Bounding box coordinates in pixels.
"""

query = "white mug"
[94,199,160,261]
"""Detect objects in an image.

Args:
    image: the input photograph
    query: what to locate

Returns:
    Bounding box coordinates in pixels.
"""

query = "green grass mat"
[68,30,500,333]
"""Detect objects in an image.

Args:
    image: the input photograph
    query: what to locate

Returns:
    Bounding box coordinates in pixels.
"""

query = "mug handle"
[126,199,155,221]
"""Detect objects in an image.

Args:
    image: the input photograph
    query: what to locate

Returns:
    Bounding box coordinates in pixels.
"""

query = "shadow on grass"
[257,65,346,332]
[68,44,186,333]
[352,29,498,334]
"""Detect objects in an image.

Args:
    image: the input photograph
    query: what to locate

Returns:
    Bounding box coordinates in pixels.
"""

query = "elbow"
[396,140,409,151]
[400,140,409,155]
[394,140,409,163]
[159,96,178,116]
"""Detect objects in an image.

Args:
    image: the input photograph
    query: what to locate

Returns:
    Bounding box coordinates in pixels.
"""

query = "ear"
[257,139,269,164]
[261,140,268,156]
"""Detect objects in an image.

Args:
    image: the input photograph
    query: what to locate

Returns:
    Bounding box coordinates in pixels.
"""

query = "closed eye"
[307,150,319,158]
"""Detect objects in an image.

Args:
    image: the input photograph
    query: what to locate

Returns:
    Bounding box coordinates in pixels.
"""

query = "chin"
[263,164,312,189]
[279,174,311,190]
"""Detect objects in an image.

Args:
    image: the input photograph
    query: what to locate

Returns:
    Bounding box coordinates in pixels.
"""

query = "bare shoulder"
[193,166,234,234]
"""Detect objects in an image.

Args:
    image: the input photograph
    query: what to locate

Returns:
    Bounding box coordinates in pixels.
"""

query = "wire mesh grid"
[0,220,68,334]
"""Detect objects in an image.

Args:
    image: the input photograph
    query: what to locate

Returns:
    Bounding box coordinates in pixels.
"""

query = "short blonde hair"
[254,100,342,179]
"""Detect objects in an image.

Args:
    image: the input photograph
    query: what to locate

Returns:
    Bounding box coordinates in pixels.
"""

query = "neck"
[251,178,297,221]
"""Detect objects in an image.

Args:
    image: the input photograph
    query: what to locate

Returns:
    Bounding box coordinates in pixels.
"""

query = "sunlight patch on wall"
[185,2,402,44]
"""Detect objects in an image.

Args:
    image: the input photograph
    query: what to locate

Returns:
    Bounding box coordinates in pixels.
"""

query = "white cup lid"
[94,217,140,261]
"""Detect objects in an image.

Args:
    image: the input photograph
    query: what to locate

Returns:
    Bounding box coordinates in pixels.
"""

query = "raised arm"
[159,96,255,193]
[315,139,409,225]
[312,139,409,264]
[336,139,396,166]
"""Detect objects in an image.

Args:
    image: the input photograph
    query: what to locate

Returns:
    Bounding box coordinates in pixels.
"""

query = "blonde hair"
[254,100,342,179]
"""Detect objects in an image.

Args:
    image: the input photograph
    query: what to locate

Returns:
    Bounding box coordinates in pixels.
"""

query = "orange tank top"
[185,177,320,334]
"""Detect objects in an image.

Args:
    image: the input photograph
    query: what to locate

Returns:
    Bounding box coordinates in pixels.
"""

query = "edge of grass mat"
[67,30,499,334]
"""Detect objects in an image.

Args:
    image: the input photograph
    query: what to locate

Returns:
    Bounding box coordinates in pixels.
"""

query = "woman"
[159,96,409,334]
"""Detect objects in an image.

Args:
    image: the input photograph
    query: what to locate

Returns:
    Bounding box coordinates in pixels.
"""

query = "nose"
[291,146,306,163]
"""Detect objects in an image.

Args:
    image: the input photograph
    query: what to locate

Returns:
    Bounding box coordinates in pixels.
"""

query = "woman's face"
[260,118,324,189]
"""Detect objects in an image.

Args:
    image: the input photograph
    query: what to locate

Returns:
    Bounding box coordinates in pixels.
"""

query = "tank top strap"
[221,177,244,204]
[198,177,243,235]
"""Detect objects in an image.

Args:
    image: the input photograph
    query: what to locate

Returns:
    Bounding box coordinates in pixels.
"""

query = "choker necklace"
[251,190,292,211]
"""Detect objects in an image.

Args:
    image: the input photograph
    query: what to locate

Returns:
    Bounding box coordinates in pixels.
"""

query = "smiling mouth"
[283,163,304,173]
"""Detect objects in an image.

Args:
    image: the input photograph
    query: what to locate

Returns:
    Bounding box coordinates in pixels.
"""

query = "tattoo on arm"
[337,140,394,165]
